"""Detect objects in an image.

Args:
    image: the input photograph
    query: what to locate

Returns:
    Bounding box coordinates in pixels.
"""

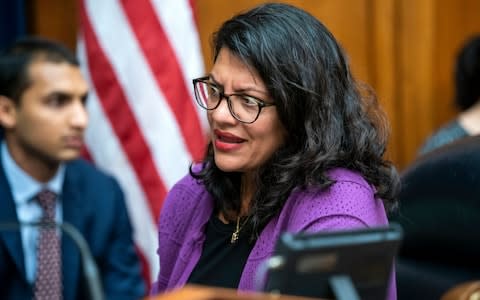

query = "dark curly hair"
[191,3,400,238]
[454,35,480,111]
[0,36,79,104]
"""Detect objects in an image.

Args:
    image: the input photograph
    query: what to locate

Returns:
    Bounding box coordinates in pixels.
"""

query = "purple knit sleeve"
[150,172,204,295]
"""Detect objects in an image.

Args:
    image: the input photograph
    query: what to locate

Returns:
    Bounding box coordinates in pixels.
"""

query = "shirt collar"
[1,141,65,205]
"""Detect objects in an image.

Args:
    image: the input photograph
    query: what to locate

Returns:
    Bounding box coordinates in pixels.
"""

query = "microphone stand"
[0,221,104,300]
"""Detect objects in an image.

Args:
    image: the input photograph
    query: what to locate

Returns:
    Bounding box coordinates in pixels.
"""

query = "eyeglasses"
[192,76,275,124]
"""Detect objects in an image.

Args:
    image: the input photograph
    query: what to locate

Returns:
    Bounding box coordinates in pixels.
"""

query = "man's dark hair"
[191,3,400,238]
[0,36,79,104]
[455,35,480,111]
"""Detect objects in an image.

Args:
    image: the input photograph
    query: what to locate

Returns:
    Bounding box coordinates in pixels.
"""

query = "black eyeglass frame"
[192,76,275,124]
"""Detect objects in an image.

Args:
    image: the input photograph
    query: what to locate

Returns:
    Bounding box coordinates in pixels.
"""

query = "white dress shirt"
[1,142,65,283]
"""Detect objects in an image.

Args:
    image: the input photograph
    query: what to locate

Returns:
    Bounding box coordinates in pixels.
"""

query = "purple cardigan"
[152,168,396,299]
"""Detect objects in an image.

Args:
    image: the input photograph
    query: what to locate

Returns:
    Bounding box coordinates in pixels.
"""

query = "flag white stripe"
[150,0,208,131]
[77,37,159,281]
[84,0,193,189]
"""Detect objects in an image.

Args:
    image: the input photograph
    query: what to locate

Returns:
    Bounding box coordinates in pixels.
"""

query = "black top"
[187,214,254,288]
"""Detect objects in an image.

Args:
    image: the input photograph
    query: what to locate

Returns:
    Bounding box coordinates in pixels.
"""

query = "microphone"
[0,221,104,300]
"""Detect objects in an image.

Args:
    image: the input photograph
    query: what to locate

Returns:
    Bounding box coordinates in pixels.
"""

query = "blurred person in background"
[0,36,145,300]
[420,35,480,155]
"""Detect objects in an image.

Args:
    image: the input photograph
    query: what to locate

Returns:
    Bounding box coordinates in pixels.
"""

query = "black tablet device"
[263,224,403,300]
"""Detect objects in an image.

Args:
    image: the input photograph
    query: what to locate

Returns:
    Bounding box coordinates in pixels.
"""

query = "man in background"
[0,36,145,299]
[419,35,480,155]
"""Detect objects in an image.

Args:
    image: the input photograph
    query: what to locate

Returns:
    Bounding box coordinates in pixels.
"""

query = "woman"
[152,2,399,298]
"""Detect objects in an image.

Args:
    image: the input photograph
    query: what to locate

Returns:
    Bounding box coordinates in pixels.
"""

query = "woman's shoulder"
[161,164,210,218]
[327,168,371,189]
[283,168,386,228]
[159,166,213,245]
[288,168,374,207]
[169,163,205,192]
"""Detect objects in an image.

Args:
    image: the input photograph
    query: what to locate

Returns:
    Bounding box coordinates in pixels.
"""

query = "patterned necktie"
[34,190,62,300]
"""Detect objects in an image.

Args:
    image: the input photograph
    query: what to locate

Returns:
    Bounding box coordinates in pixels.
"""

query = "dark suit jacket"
[0,158,146,300]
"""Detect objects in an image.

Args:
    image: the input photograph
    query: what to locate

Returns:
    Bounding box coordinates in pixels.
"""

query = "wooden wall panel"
[369,0,399,164]
[194,0,371,82]
[397,0,436,163]
[27,0,78,51]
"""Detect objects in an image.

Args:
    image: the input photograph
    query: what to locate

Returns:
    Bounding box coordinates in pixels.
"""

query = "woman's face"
[208,47,286,174]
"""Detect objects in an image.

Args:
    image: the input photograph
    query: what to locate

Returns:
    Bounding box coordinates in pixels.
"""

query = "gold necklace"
[231,216,249,244]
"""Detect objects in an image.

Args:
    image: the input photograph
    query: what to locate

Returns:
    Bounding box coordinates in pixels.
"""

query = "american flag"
[77,0,207,287]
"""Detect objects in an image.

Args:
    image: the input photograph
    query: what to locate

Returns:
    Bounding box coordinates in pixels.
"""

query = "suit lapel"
[61,162,86,300]
[0,158,27,281]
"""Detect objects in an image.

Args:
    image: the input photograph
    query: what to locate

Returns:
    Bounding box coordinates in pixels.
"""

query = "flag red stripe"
[80,1,166,221]
[120,0,205,161]
[188,0,200,28]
